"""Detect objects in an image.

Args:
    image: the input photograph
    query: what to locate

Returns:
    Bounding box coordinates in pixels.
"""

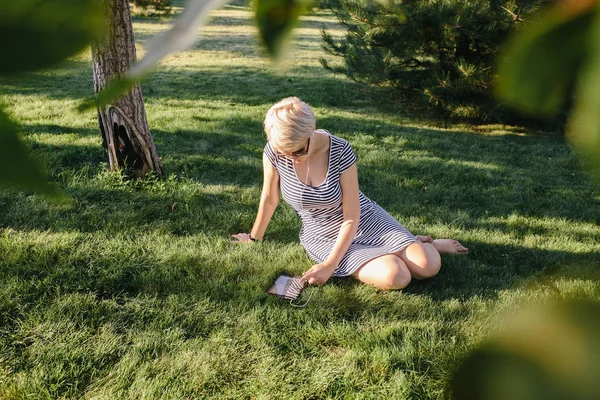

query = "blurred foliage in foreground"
[452,299,600,400]
[0,0,313,196]
[497,0,600,179]
[0,0,104,199]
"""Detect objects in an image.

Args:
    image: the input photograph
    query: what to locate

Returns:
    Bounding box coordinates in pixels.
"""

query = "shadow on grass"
[1,51,597,312]
[2,235,594,400]
[309,117,599,225]
[203,6,343,31]
[405,241,600,301]
[4,237,596,328]
[1,231,597,315]
[27,140,105,169]
[9,93,598,225]
[141,66,399,111]
[0,61,408,118]
[8,110,598,241]
[21,125,99,137]
[0,59,93,100]
[166,113,598,225]
[188,33,331,59]
[0,182,262,236]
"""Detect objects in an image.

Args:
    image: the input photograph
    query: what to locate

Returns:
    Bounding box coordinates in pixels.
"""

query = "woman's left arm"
[302,164,360,285]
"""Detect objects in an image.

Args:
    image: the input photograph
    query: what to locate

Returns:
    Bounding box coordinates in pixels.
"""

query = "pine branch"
[500,5,523,22]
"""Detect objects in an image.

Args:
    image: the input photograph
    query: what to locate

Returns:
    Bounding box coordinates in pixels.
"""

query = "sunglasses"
[276,138,310,158]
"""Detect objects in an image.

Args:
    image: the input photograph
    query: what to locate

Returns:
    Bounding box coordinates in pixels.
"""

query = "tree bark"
[91,0,163,176]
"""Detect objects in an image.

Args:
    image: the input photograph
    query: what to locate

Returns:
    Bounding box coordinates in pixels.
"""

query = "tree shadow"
[0,58,93,99]
[26,139,105,170]
[1,224,596,320]
[0,60,414,123]
[405,241,600,301]
[187,33,326,59]
[0,185,237,235]
[21,124,99,137]
[306,116,599,226]
[201,5,343,31]
[17,123,266,186]
[12,102,597,250]
[4,111,594,315]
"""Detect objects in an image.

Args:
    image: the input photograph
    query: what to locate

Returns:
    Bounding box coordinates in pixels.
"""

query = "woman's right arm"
[231,153,280,243]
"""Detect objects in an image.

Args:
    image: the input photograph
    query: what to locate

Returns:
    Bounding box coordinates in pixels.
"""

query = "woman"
[232,97,467,290]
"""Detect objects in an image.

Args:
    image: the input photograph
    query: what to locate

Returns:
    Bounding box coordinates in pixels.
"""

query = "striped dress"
[264,130,417,277]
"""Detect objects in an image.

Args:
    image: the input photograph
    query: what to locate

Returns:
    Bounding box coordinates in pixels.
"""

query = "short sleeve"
[264,143,278,168]
[339,141,357,173]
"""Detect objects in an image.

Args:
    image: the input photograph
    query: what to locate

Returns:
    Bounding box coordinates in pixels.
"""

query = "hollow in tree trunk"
[91,0,163,176]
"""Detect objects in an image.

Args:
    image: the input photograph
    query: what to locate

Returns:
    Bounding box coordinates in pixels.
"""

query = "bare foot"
[416,235,433,243]
[432,239,468,255]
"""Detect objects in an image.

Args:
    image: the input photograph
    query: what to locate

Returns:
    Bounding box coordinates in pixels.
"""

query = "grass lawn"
[1,3,600,399]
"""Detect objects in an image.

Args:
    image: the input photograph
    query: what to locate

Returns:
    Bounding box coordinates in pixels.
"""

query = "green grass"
[1,4,600,399]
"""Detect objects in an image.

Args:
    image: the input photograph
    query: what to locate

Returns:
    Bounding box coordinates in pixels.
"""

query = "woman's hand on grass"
[231,233,254,243]
[416,235,433,243]
[301,262,335,286]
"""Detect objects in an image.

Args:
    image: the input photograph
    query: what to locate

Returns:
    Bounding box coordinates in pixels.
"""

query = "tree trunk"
[91,0,163,176]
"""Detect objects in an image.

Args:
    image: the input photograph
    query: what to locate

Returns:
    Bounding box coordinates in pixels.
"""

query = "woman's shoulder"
[316,129,350,145]
[316,129,352,154]
[263,142,275,155]
[263,142,278,166]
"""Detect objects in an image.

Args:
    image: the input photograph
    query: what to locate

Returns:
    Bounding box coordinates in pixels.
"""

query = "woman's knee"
[384,257,411,290]
[401,242,442,279]
[353,255,411,290]
[420,251,441,278]
[422,261,441,278]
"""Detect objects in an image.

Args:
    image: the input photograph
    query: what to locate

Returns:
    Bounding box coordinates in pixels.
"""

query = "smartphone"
[267,275,306,300]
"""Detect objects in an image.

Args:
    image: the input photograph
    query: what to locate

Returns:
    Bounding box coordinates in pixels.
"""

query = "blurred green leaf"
[0,0,104,75]
[255,0,315,58]
[129,0,231,78]
[0,106,66,201]
[85,0,316,108]
[78,77,138,112]
[81,0,231,110]
[452,300,600,400]
[568,9,600,178]
[496,5,597,116]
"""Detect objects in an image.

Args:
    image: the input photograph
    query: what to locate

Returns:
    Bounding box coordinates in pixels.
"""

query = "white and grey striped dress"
[265,129,417,277]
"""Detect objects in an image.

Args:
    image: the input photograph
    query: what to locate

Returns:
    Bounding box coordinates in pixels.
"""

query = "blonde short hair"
[264,97,315,152]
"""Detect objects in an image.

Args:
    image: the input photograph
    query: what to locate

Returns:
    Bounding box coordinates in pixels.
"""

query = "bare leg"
[396,241,441,280]
[432,239,468,255]
[416,235,468,254]
[352,254,412,290]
